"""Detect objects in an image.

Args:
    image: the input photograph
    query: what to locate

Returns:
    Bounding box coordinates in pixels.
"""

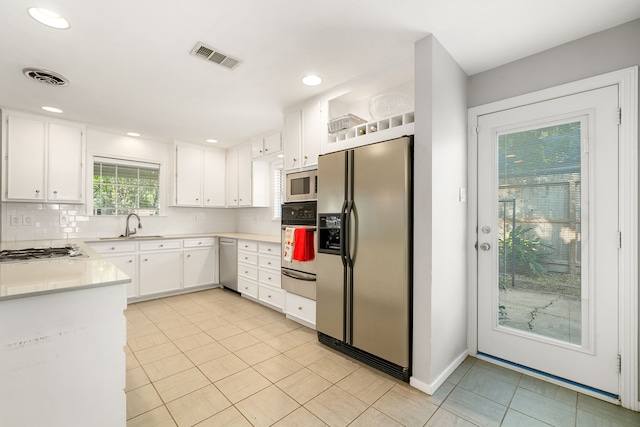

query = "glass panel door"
[497,121,584,345]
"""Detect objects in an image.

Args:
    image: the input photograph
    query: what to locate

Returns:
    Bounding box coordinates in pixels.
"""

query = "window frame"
[89,155,164,216]
[271,160,284,221]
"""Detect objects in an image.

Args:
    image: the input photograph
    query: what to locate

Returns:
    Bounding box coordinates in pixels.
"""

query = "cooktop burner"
[0,244,84,262]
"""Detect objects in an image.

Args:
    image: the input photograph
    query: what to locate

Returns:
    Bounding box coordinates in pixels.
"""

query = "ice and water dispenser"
[318,214,342,255]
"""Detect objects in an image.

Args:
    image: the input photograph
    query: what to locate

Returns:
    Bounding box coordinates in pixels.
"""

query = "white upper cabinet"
[48,123,84,202]
[203,150,226,207]
[284,101,321,171]
[251,131,282,159]
[3,112,85,203]
[174,142,225,207]
[226,144,269,207]
[175,144,203,206]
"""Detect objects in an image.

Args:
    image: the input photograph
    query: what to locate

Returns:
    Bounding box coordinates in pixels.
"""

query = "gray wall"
[468,19,640,107]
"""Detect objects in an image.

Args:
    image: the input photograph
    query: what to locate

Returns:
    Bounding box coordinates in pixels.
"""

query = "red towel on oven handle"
[292,228,315,261]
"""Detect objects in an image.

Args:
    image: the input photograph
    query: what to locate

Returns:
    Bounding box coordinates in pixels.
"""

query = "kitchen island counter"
[0,239,130,301]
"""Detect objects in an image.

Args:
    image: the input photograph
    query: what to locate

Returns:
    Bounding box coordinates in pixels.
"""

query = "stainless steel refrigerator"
[316,136,412,381]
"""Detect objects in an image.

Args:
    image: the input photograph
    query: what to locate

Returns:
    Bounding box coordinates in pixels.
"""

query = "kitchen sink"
[99,235,164,241]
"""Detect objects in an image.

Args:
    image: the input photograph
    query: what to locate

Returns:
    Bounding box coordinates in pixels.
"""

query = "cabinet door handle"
[298,306,302,310]
[198,242,202,245]
[159,244,164,248]
[143,258,148,262]
[187,254,191,258]
[35,189,40,194]
[128,260,133,263]
[267,294,272,298]
[53,190,58,195]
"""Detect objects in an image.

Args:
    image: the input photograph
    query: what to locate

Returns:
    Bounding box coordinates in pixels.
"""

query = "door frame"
[467,67,638,410]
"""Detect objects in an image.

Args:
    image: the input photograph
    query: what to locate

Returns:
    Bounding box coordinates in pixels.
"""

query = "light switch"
[459,187,467,202]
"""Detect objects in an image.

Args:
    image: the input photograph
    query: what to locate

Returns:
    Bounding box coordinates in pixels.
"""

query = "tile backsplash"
[0,202,279,242]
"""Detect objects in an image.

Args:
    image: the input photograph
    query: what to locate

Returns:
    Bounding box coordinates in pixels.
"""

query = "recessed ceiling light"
[28,7,70,29]
[206,139,218,143]
[302,75,322,86]
[41,106,63,113]
[126,132,141,137]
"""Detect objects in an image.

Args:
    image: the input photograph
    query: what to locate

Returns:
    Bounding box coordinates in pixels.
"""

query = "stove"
[0,245,85,263]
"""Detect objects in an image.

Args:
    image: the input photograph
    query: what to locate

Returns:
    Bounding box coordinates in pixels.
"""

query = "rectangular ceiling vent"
[190,42,241,70]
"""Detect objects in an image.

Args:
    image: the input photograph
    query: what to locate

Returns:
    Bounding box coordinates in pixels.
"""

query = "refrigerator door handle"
[340,199,348,267]
[344,200,354,268]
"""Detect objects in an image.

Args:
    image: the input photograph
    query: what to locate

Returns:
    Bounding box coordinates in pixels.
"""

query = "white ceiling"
[1,0,639,148]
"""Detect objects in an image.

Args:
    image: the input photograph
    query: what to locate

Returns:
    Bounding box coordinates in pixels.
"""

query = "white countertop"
[0,232,279,301]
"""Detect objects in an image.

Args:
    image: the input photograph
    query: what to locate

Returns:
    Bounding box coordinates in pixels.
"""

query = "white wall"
[1,128,237,241]
[412,34,468,393]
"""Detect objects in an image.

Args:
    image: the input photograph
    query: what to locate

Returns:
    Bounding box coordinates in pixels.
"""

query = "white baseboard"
[410,349,469,395]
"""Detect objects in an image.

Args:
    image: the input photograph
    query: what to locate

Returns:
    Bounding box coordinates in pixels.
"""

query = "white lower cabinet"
[184,248,215,289]
[285,292,316,329]
[139,250,182,296]
[89,242,138,298]
[88,237,218,301]
[238,277,258,299]
[258,284,284,310]
[104,254,137,298]
[183,237,217,289]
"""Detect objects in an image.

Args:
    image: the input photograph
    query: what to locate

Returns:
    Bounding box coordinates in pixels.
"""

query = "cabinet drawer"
[238,251,258,265]
[259,269,281,287]
[238,264,258,280]
[258,254,280,270]
[238,240,258,252]
[285,292,316,326]
[259,284,284,309]
[238,278,258,298]
[258,242,280,256]
[89,242,137,254]
[183,237,216,248]
[139,240,181,251]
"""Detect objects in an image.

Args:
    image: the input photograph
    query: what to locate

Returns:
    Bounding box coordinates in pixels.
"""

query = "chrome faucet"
[124,213,142,237]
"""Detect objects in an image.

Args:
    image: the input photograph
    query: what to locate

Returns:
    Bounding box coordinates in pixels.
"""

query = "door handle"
[479,243,491,251]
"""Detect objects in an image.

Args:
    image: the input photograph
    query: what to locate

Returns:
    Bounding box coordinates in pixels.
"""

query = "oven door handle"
[282,269,317,282]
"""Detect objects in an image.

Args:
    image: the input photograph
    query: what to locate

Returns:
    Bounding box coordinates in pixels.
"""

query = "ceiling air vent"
[23,67,69,86]
[190,42,241,70]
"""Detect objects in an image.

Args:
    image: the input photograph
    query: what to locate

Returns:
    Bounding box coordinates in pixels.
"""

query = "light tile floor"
[125,288,640,426]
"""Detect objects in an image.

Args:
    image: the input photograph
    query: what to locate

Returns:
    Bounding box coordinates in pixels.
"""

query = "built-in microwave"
[285,169,317,202]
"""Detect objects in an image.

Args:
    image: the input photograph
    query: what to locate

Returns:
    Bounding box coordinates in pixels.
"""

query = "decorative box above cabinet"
[2,112,86,203]
[174,142,226,207]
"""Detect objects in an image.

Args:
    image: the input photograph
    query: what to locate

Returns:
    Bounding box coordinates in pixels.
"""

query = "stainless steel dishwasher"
[219,238,238,291]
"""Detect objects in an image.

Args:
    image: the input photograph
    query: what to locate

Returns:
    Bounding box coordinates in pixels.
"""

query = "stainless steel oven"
[281,201,317,300]
[285,169,317,202]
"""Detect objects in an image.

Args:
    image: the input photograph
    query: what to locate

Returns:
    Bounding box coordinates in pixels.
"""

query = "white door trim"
[467,66,638,410]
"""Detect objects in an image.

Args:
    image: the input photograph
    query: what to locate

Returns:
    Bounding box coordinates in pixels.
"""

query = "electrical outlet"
[59,215,68,225]
[23,215,33,226]
[193,214,199,222]
[10,215,22,226]
[459,187,467,203]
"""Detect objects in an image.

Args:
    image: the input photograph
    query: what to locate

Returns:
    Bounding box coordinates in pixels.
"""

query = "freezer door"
[350,137,411,367]
[316,150,347,341]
